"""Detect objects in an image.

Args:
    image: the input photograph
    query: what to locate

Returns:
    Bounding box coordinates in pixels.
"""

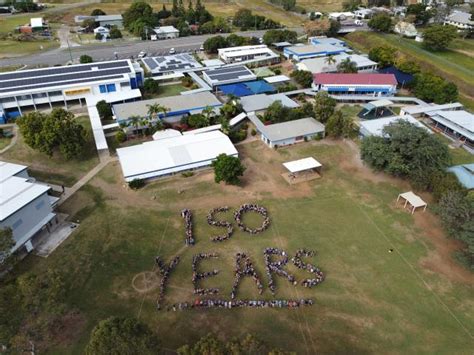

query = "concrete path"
[0,125,18,154]
[58,156,117,206]
[58,25,81,49]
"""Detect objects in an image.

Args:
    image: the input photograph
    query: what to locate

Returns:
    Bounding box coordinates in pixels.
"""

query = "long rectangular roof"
[283,157,322,173]
[298,54,377,73]
[112,91,222,121]
[0,161,50,221]
[0,60,134,95]
[401,102,463,115]
[285,44,348,55]
[360,115,429,137]
[117,130,238,181]
[429,110,474,140]
[261,117,325,142]
[314,73,397,86]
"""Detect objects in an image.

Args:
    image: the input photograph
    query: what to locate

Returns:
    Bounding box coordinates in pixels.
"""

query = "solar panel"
[207,71,254,81]
[0,75,125,94]
[143,58,158,70]
[0,60,130,81]
[1,68,130,90]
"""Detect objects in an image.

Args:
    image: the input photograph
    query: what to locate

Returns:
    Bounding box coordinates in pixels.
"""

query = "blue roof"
[378,66,413,85]
[447,164,474,189]
[218,83,253,97]
[244,80,276,95]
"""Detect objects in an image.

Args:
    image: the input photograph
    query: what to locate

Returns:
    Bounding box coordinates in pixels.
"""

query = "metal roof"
[298,54,377,74]
[261,117,325,142]
[141,54,202,74]
[314,73,397,86]
[240,93,299,112]
[283,157,322,173]
[285,44,348,55]
[401,102,463,115]
[116,130,238,181]
[428,110,474,140]
[0,161,51,221]
[359,115,430,137]
[112,91,222,121]
[203,65,256,86]
[264,75,290,84]
[447,164,474,190]
[96,15,123,21]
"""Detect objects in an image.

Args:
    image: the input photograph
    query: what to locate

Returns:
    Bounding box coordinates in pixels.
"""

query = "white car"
[199,44,204,51]
[137,51,147,59]
[169,48,176,54]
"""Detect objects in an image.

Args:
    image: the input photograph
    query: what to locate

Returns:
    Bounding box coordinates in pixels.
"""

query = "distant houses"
[153,26,179,39]
[444,11,474,31]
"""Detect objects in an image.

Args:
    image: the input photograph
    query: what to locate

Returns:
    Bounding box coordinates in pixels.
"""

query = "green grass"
[345,32,474,105]
[0,115,99,187]
[0,39,59,58]
[436,134,474,166]
[9,140,473,354]
[144,83,189,99]
[0,136,12,150]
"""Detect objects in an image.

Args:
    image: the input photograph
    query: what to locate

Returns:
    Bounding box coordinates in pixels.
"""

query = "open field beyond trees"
[8,139,474,354]
[344,32,474,110]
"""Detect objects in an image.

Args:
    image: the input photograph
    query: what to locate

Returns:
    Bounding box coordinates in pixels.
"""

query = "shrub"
[251,129,257,136]
[181,171,194,178]
[115,130,126,143]
[128,179,145,190]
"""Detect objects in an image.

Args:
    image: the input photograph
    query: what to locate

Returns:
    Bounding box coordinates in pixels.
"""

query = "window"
[120,82,130,88]
[49,91,62,96]
[99,85,107,94]
[33,93,47,99]
[106,84,116,92]
[35,200,45,210]
[12,218,23,230]
[0,97,15,103]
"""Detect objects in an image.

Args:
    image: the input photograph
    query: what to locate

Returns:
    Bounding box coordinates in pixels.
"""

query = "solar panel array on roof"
[0,68,131,91]
[141,54,202,74]
[0,75,125,94]
[205,66,255,80]
[0,60,130,81]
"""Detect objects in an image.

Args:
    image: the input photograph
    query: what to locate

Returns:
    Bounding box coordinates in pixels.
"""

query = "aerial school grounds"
[24,139,474,353]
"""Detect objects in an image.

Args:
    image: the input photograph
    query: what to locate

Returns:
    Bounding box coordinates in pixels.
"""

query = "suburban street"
[0,30,274,67]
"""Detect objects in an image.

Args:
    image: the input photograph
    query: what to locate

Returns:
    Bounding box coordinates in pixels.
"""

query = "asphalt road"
[0,30,271,67]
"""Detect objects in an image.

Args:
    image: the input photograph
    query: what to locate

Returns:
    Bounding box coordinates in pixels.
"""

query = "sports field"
[15,139,474,353]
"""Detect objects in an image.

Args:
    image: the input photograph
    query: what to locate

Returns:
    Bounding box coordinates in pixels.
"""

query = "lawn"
[345,32,474,106]
[0,115,99,187]
[9,139,473,353]
[0,38,59,58]
[0,136,12,150]
[143,83,189,99]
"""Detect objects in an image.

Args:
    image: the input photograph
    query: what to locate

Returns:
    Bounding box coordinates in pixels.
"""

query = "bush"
[80,55,93,63]
[128,179,145,190]
[95,33,103,40]
[109,27,122,39]
[143,78,160,95]
[181,171,194,178]
[115,130,126,143]
[251,129,257,136]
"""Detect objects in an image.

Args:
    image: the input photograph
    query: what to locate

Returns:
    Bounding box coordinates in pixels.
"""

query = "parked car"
[199,44,204,51]
[169,48,176,54]
[138,51,147,58]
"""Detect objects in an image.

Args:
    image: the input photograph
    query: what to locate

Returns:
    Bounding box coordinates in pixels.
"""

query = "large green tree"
[423,24,457,51]
[412,72,458,104]
[325,110,356,138]
[96,100,113,121]
[368,13,392,32]
[212,154,245,185]
[313,91,336,123]
[368,46,397,68]
[86,317,159,355]
[203,35,228,53]
[17,108,87,159]
[360,120,451,189]
[337,58,358,73]
[123,1,156,36]
[262,29,297,45]
[290,70,313,88]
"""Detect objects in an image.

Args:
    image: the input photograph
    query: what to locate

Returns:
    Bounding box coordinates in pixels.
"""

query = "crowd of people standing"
[155,255,180,310]
[181,209,195,245]
[263,247,297,295]
[292,249,325,288]
[231,252,264,299]
[167,298,314,311]
[207,207,234,242]
[192,252,220,295]
[234,204,271,234]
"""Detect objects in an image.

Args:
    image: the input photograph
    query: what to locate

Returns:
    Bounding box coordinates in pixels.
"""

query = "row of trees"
[304,18,340,37]
[368,45,458,104]
[203,34,260,53]
[233,9,281,31]
[262,29,297,46]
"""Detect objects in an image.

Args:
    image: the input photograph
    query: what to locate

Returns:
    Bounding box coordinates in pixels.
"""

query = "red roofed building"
[312,73,398,97]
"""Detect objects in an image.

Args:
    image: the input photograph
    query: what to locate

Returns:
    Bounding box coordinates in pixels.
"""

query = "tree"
[0,227,14,263]
[360,120,451,189]
[262,29,297,45]
[406,4,435,25]
[212,154,245,185]
[327,19,341,37]
[187,114,210,128]
[17,108,86,159]
[123,1,155,36]
[143,78,160,95]
[90,9,106,16]
[325,110,356,138]
[423,24,457,51]
[109,27,122,39]
[281,0,296,11]
[325,55,337,66]
[290,70,313,88]
[304,19,330,36]
[82,18,97,32]
[226,33,247,47]
[86,317,158,355]
[343,0,361,11]
[203,35,228,53]
[368,13,392,32]
[127,115,144,135]
[147,103,168,121]
[96,100,113,121]
[337,58,358,73]
[79,54,93,64]
[313,92,336,123]
[178,334,225,355]
[438,191,474,268]
[412,72,458,104]
[368,46,397,68]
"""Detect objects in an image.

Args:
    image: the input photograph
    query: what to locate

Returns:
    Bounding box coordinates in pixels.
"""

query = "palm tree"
[325,55,337,66]
[127,115,142,136]
[202,105,215,124]
[337,58,358,73]
[146,103,169,133]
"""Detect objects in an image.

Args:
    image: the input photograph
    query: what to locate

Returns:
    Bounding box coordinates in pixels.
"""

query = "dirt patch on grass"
[415,212,474,285]
[51,311,87,348]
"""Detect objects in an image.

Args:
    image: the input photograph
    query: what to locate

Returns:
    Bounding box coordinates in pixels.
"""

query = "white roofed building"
[218,45,279,65]
[427,110,474,150]
[117,130,238,181]
[296,53,378,74]
[359,115,430,137]
[153,26,179,39]
[0,161,58,257]
[444,11,474,31]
